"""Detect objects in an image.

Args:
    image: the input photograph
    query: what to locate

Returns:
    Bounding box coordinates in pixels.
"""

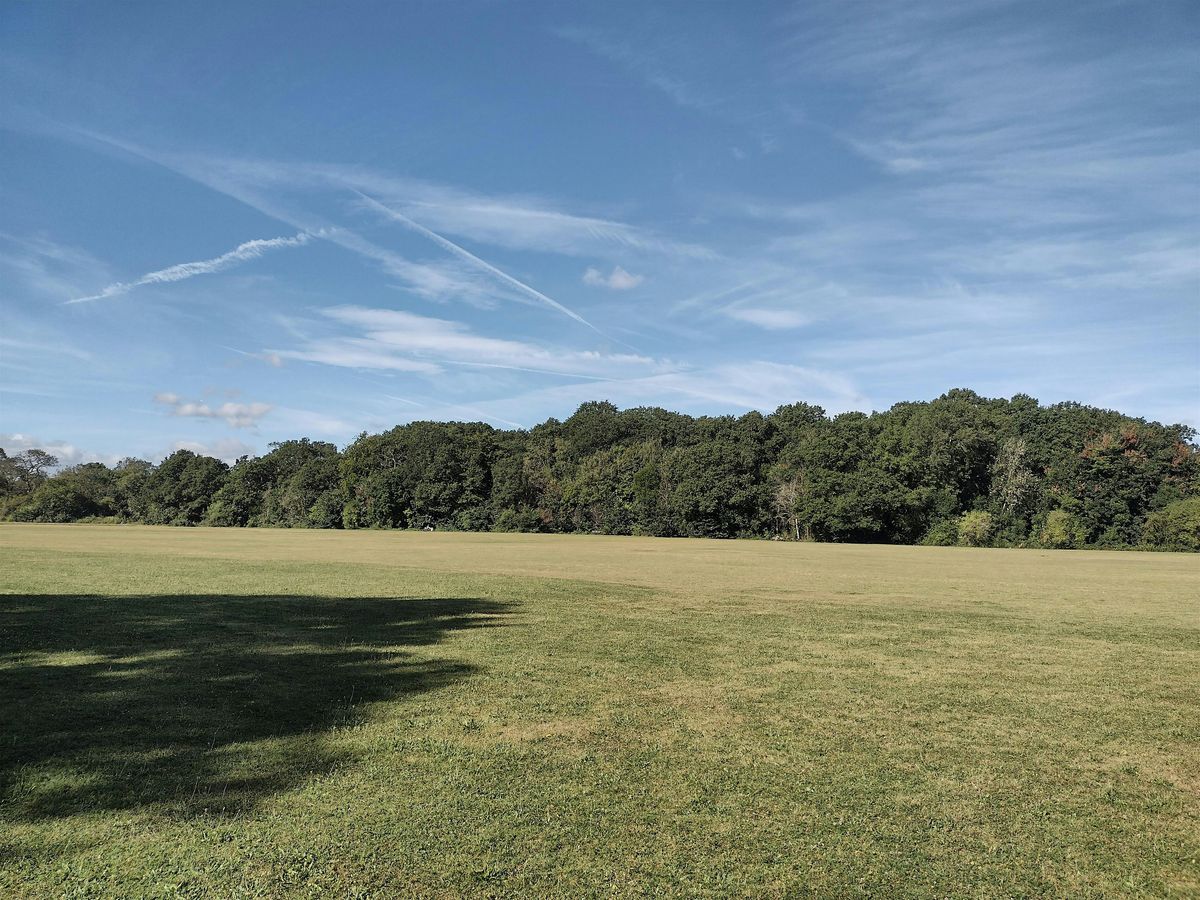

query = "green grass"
[1,525,1197,898]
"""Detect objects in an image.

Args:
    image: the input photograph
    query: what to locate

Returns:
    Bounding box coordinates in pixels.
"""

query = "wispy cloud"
[221,345,284,367]
[725,307,809,329]
[0,233,111,302]
[555,25,720,112]
[582,265,644,290]
[3,4,1194,451]
[354,191,603,334]
[66,232,314,304]
[633,362,864,412]
[554,20,786,158]
[284,162,714,259]
[654,0,1200,359]
[0,335,92,361]
[48,128,677,322]
[405,360,868,429]
[154,392,272,428]
[273,305,669,381]
[42,128,517,310]
[777,1,1197,215]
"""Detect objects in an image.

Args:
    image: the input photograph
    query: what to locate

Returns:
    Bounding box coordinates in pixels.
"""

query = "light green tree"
[957,510,996,546]
[1041,509,1086,549]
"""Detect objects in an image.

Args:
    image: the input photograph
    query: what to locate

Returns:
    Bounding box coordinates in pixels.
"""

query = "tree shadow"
[0,593,510,820]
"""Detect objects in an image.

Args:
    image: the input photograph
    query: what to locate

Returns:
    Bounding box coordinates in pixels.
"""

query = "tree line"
[3,389,1198,550]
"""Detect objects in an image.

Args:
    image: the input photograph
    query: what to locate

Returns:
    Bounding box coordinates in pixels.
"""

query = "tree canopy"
[4,390,1196,550]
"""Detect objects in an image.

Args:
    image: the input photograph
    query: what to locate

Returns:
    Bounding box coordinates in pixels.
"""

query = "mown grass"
[0,524,1197,897]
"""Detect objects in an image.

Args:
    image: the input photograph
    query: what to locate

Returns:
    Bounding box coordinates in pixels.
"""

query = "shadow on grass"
[0,593,510,820]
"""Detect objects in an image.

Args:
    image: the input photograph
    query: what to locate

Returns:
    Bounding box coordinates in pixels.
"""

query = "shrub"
[921,518,959,546]
[305,489,345,529]
[492,508,544,533]
[9,481,99,523]
[1040,509,1086,549]
[1142,497,1200,552]
[956,510,996,547]
[202,498,241,527]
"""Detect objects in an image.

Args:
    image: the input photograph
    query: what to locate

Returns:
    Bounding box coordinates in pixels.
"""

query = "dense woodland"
[3,390,1198,550]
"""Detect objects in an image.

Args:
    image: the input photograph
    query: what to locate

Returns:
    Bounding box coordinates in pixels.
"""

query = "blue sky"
[1,0,1197,465]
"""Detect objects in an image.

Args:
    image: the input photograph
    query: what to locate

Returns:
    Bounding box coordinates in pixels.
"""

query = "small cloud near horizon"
[154,392,272,429]
[583,265,644,290]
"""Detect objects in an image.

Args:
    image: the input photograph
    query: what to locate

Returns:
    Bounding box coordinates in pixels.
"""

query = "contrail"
[45,125,634,348]
[66,232,312,304]
[354,191,599,334]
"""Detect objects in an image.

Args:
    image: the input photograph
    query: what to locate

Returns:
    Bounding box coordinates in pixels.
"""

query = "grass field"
[1,524,1197,898]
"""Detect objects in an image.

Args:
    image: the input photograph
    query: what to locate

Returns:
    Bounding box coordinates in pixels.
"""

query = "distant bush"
[1142,498,1200,552]
[956,510,995,547]
[493,508,545,533]
[305,489,345,529]
[202,498,241,527]
[9,481,100,523]
[1040,509,1086,549]
[921,519,959,546]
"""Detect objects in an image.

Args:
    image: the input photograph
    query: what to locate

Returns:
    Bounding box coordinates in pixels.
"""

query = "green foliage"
[956,510,996,547]
[0,448,59,496]
[1142,497,1200,551]
[1041,420,1194,546]
[1040,509,1087,549]
[7,462,139,523]
[492,508,545,533]
[4,390,1197,549]
[989,437,1039,517]
[137,451,228,525]
[921,518,959,546]
[10,479,98,523]
[305,488,346,529]
[340,423,494,530]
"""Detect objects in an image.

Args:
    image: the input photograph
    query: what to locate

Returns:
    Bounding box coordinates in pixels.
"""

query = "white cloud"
[583,265,644,290]
[349,179,711,259]
[271,305,672,381]
[0,432,259,467]
[154,393,272,428]
[0,433,123,468]
[66,232,314,304]
[725,307,810,329]
[278,339,445,375]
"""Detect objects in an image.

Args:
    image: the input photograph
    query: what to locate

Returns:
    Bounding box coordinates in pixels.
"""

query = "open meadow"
[1,524,1197,897]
